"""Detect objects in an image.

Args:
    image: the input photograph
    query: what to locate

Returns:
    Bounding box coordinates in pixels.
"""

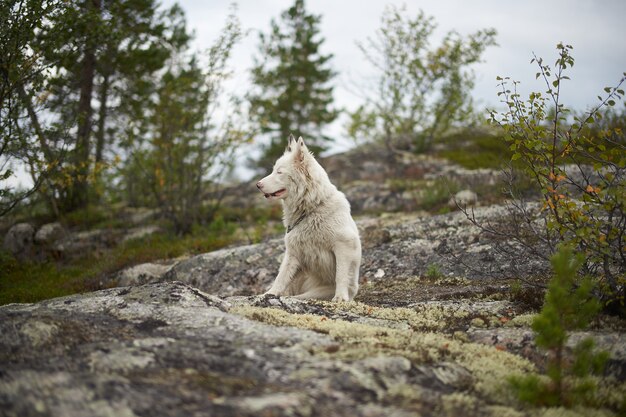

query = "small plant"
[508,279,546,311]
[418,179,460,212]
[425,263,444,280]
[509,245,609,407]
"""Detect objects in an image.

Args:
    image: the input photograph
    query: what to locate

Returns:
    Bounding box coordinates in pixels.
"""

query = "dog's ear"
[292,136,308,164]
[285,133,295,153]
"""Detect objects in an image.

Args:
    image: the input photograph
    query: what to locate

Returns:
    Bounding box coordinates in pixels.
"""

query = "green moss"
[484,405,526,417]
[505,314,537,328]
[535,406,616,417]
[437,128,513,170]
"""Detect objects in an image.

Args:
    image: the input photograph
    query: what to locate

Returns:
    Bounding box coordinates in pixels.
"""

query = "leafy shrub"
[347,5,496,152]
[489,43,625,312]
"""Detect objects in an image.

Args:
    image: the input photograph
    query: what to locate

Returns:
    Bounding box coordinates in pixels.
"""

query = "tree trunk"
[69,0,100,211]
[95,71,110,164]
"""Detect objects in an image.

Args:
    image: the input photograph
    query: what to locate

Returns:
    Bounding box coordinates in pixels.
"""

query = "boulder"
[164,240,283,296]
[5,282,620,416]
[115,262,175,286]
[161,204,551,299]
[448,190,478,208]
[2,223,35,259]
[0,282,536,417]
[34,222,66,245]
[52,228,123,259]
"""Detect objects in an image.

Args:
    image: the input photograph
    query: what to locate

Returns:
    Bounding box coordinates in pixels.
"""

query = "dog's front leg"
[332,239,361,302]
[264,250,299,296]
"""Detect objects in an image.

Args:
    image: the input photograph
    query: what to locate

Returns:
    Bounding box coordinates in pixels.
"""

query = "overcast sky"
[163,0,626,153]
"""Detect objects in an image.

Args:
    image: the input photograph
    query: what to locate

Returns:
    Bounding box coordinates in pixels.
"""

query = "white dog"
[256,135,361,302]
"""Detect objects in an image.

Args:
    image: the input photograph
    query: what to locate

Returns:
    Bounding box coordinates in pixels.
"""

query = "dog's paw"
[331,293,350,303]
[262,291,280,298]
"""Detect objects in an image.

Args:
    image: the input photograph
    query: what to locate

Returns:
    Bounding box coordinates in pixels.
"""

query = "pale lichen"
[535,406,615,417]
[439,392,480,416]
[315,299,471,331]
[505,313,536,328]
[231,305,535,403]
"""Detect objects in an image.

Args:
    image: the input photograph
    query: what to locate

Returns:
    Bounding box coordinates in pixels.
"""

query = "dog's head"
[256,134,311,200]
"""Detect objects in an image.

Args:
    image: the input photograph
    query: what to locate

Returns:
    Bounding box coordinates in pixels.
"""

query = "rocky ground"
[1,141,625,416]
[2,205,625,416]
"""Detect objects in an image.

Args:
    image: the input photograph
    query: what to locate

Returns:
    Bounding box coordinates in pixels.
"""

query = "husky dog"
[256,135,361,301]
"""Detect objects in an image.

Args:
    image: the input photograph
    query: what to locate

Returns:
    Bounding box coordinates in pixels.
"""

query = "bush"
[347,5,496,152]
[489,43,626,313]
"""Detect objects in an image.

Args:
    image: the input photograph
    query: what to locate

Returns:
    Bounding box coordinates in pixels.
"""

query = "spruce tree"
[509,245,609,407]
[249,0,338,170]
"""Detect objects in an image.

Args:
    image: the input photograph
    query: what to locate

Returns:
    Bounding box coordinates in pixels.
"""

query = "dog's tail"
[293,285,335,300]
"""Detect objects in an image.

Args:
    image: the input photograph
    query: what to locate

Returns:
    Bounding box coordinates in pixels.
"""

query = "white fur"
[256,135,361,302]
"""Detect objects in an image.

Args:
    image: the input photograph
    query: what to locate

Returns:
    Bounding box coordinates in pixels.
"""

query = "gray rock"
[127,207,158,225]
[34,222,66,245]
[122,225,161,242]
[164,240,283,296]
[0,282,496,417]
[115,262,175,286]
[53,228,122,258]
[360,221,392,249]
[2,223,35,259]
[448,189,478,208]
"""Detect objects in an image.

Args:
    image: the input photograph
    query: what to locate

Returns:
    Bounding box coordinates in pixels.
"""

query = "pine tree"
[509,245,609,408]
[128,12,244,235]
[22,0,187,213]
[249,0,338,170]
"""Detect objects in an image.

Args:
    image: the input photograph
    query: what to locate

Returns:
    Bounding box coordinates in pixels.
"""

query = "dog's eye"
[277,170,283,175]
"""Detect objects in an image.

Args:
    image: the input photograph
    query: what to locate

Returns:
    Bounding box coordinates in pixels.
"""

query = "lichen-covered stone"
[2,222,35,259]
[34,222,66,245]
[115,262,175,286]
[163,241,283,296]
[1,281,623,416]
